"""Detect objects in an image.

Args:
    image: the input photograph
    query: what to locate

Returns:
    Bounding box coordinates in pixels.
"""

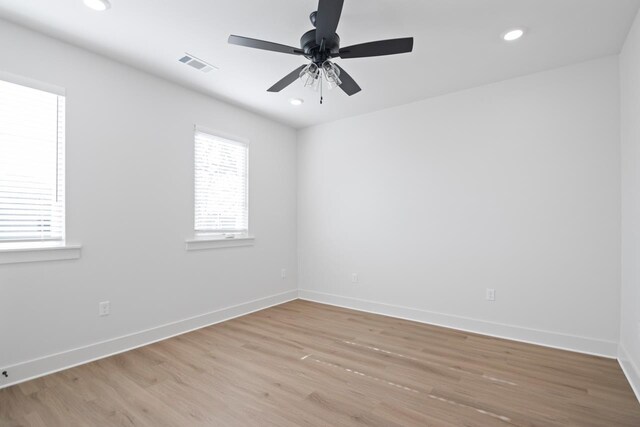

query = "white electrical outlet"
[351,273,359,283]
[281,268,287,279]
[99,301,110,316]
[486,289,496,301]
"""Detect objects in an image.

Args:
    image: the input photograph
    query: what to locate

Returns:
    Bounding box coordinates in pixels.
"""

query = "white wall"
[298,56,621,356]
[0,19,297,384]
[620,8,640,398]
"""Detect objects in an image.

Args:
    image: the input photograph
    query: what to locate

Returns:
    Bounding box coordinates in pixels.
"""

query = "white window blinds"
[0,78,65,243]
[194,129,248,234]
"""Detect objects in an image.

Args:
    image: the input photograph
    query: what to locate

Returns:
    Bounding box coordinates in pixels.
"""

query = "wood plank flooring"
[1,300,639,426]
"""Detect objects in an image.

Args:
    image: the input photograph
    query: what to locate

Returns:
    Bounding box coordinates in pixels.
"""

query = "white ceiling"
[0,0,638,128]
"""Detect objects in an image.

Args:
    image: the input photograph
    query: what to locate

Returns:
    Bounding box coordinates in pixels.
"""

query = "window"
[0,77,65,244]
[194,128,248,236]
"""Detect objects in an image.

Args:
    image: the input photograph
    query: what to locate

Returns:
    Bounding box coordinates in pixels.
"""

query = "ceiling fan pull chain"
[320,75,323,104]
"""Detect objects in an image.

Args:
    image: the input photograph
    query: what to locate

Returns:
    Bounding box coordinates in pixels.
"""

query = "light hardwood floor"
[1,300,639,426]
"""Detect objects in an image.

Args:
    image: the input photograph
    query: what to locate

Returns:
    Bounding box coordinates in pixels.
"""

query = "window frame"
[0,72,80,263]
[0,72,66,246]
[192,125,251,241]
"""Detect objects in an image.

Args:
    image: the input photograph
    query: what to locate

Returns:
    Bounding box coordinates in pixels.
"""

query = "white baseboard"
[619,345,640,403]
[298,289,618,358]
[0,289,298,390]
[2,289,625,393]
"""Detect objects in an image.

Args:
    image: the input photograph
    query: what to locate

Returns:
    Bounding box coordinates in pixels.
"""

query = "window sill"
[185,235,255,251]
[0,243,82,265]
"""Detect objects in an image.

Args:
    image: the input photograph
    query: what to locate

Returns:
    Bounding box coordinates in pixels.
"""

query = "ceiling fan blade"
[267,65,307,92]
[228,35,303,55]
[315,0,344,45]
[338,37,414,59]
[335,65,361,96]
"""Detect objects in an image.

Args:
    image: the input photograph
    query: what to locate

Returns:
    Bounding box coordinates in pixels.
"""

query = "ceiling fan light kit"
[300,63,320,90]
[228,0,414,104]
[322,61,342,89]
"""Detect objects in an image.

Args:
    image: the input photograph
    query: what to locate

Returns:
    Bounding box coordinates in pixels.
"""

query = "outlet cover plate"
[99,301,110,316]
[486,289,496,301]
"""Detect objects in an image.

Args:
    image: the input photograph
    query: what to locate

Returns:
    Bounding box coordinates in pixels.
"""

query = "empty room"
[1,0,640,425]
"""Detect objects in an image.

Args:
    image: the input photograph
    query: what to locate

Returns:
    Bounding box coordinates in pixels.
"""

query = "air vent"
[179,53,218,73]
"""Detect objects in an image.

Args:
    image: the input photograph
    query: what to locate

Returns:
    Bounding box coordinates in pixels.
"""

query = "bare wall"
[297,56,621,356]
[0,19,298,379]
[620,7,640,399]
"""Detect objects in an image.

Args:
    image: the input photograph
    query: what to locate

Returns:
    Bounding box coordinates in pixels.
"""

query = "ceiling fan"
[228,0,414,102]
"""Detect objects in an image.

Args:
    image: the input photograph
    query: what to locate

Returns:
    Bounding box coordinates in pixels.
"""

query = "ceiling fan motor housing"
[300,30,340,64]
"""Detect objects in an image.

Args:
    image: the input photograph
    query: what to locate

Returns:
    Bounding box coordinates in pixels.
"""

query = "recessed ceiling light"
[83,0,111,11]
[290,98,304,106]
[503,28,525,42]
